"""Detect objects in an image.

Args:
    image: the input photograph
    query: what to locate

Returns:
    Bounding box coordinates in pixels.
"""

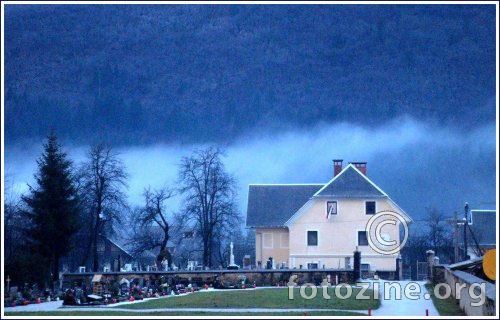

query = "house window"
[345,257,351,269]
[366,201,376,215]
[263,233,273,249]
[358,231,368,246]
[361,263,370,272]
[307,231,318,246]
[307,263,319,269]
[326,201,337,218]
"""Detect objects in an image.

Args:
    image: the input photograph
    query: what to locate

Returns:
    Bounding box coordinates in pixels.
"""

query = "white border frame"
[1,2,498,319]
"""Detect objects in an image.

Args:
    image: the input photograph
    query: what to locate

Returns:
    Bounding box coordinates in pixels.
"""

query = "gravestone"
[119,278,130,294]
[9,286,18,301]
[242,255,251,269]
[122,264,132,272]
[266,257,274,269]
[103,263,111,272]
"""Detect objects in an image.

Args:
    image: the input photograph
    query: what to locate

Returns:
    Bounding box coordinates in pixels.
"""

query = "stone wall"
[62,269,358,291]
[433,265,496,316]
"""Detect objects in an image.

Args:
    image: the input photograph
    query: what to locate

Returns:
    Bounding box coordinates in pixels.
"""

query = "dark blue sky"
[3,4,497,222]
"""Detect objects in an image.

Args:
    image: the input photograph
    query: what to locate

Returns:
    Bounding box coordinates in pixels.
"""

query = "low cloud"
[5,117,496,222]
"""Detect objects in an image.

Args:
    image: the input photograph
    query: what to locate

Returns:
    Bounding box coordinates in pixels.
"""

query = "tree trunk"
[80,233,93,267]
[92,215,100,272]
[80,212,95,267]
[53,252,60,291]
[208,237,212,268]
[161,233,172,268]
[202,237,209,268]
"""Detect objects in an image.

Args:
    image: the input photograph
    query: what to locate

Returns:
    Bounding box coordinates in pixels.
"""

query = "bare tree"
[128,187,174,269]
[79,143,128,272]
[178,147,239,268]
[212,213,242,268]
[426,207,450,252]
[168,211,203,268]
[4,175,25,261]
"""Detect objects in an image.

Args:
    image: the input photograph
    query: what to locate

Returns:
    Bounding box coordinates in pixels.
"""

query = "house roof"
[246,184,323,228]
[470,210,496,246]
[246,163,411,227]
[314,164,387,198]
[103,236,134,260]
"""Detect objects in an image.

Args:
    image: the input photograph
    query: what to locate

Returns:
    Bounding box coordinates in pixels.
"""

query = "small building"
[468,209,496,258]
[97,236,136,272]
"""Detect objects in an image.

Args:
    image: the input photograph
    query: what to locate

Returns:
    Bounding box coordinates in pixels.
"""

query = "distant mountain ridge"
[4,5,496,146]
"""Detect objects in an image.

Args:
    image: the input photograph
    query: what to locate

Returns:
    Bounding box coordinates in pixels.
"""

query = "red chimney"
[333,159,343,177]
[351,162,367,175]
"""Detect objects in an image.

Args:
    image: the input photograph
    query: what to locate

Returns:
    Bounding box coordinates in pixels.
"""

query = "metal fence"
[416,261,428,281]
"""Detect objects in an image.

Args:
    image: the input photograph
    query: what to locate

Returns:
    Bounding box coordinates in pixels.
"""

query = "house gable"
[285,164,412,225]
[314,164,387,198]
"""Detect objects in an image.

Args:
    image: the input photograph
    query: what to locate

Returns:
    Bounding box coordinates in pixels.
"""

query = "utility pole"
[464,202,469,261]
[453,211,459,263]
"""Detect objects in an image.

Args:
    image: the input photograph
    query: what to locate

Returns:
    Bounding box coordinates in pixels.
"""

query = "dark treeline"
[5,5,496,145]
[4,132,253,289]
[401,207,458,280]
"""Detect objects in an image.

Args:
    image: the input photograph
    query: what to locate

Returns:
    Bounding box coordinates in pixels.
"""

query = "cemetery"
[4,273,379,314]
[4,243,390,310]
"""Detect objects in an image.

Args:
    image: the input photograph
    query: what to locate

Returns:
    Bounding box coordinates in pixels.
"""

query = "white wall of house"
[287,197,401,270]
[255,228,289,268]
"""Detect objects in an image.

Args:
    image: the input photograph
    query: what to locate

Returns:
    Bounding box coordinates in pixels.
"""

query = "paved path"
[5,281,440,316]
[50,307,366,314]
[369,279,439,316]
[5,300,64,312]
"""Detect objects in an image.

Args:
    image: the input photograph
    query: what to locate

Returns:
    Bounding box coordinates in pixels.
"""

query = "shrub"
[108,282,120,297]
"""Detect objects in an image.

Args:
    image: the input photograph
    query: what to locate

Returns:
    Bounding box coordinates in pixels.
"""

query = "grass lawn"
[4,310,365,316]
[117,288,380,310]
[424,284,466,316]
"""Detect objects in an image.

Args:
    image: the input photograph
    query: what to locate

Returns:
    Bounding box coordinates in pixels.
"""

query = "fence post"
[353,247,361,282]
[395,255,402,280]
[426,250,435,282]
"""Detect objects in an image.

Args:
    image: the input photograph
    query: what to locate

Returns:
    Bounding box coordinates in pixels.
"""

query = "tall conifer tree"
[22,132,80,286]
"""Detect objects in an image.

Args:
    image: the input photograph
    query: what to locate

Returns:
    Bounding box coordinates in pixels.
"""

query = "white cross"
[6,275,11,293]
